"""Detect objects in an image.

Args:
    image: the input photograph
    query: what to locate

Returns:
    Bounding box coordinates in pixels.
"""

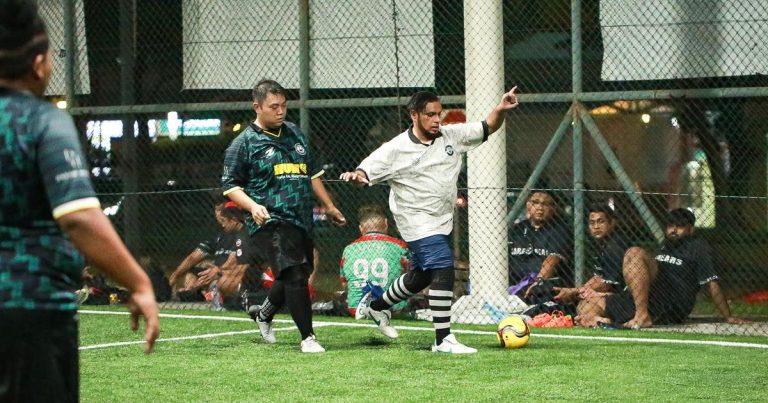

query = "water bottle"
[482,301,507,322]
[210,281,222,311]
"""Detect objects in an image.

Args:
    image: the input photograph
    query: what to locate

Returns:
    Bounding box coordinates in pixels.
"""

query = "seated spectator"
[339,205,409,317]
[553,202,653,321]
[169,202,249,301]
[507,190,572,301]
[575,208,749,328]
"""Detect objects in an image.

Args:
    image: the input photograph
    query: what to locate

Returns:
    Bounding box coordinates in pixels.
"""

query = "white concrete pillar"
[453,0,525,324]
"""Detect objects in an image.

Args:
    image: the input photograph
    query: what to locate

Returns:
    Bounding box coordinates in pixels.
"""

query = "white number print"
[351,258,389,286]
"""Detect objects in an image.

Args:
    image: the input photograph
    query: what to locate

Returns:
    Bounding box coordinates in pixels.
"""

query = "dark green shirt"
[0,88,98,311]
[221,121,322,235]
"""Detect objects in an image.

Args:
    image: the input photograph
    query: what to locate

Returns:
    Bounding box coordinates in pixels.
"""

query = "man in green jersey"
[0,1,159,400]
[222,79,346,353]
[340,205,409,317]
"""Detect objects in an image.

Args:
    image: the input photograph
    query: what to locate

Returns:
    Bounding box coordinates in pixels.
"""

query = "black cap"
[666,208,695,227]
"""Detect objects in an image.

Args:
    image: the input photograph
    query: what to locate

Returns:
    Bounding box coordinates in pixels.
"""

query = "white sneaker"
[355,292,373,320]
[369,308,399,339]
[431,334,477,354]
[300,335,326,353]
[248,305,276,344]
[356,291,398,338]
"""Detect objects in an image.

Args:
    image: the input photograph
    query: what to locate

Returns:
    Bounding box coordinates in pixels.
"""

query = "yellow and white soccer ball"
[496,315,530,348]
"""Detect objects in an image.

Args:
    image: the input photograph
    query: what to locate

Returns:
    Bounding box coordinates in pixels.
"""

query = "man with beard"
[575,208,748,327]
[340,88,520,354]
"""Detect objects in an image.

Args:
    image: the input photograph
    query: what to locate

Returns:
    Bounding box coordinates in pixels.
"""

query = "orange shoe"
[543,313,574,328]
[527,313,553,327]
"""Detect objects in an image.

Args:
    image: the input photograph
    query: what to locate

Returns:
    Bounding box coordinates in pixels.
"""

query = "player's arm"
[168,249,206,287]
[58,209,159,353]
[222,135,271,225]
[706,281,750,324]
[226,188,271,226]
[311,177,346,226]
[341,141,394,186]
[485,86,519,134]
[694,241,748,324]
[537,255,562,279]
[553,275,607,303]
[41,109,158,354]
[339,169,369,186]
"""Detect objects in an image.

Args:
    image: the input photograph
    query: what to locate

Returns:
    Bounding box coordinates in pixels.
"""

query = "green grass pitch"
[79,308,768,402]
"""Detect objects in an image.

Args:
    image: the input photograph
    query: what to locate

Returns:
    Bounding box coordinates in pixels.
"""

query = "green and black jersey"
[222,121,323,235]
[0,88,100,311]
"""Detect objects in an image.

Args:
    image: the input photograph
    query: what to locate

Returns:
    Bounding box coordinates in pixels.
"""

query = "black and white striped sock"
[371,270,430,312]
[429,289,453,344]
[428,268,455,345]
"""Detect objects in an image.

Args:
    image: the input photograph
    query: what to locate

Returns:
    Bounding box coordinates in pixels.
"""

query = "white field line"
[78,310,768,350]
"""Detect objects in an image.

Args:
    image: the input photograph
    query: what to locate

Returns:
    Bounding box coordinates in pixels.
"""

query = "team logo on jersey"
[445,145,455,156]
[264,147,275,158]
[294,143,306,155]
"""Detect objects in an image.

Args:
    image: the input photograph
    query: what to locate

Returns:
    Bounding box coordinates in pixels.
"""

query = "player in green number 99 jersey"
[340,205,409,316]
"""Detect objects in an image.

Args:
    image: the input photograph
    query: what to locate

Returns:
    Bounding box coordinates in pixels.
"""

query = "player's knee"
[402,270,431,292]
[430,267,454,289]
[623,247,651,274]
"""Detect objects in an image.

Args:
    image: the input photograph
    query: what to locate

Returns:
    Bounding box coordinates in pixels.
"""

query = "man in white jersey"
[340,88,519,354]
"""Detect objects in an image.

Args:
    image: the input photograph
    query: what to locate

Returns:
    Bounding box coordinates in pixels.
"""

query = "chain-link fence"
[44,0,768,336]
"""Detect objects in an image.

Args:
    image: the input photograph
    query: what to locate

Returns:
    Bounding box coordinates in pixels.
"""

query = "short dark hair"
[221,202,244,223]
[252,79,286,104]
[0,0,49,79]
[357,204,386,224]
[587,202,616,220]
[528,190,554,200]
[666,208,695,227]
[406,91,440,114]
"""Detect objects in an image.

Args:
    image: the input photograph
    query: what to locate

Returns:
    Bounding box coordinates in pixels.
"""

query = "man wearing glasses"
[508,191,572,301]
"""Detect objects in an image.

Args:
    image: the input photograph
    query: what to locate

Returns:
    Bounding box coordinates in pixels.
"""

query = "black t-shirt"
[653,236,719,314]
[508,219,571,285]
[590,232,633,289]
[196,231,240,266]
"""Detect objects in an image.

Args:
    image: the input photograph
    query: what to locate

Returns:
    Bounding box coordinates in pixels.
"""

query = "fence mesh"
[42,0,768,335]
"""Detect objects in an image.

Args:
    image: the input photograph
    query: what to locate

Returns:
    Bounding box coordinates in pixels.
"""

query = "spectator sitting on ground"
[553,202,653,324]
[340,205,410,317]
[169,202,249,300]
[507,190,573,302]
[575,208,750,328]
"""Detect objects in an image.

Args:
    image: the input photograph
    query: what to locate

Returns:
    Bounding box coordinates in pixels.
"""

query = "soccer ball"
[496,315,530,349]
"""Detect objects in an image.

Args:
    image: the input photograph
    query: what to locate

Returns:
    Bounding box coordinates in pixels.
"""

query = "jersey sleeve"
[37,109,100,219]
[196,235,217,258]
[356,140,396,184]
[222,134,249,195]
[693,239,719,285]
[441,121,487,153]
[307,143,325,180]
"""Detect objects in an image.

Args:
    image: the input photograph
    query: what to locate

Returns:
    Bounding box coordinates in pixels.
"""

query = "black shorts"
[237,221,313,278]
[604,288,690,325]
[0,309,79,403]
